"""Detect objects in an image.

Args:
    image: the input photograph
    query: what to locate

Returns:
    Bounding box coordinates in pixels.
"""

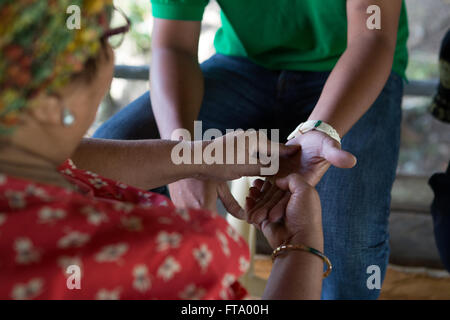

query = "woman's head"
[0,0,122,165]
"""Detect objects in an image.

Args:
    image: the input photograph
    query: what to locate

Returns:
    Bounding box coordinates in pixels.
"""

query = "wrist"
[192,140,212,179]
[288,231,324,253]
[287,120,341,144]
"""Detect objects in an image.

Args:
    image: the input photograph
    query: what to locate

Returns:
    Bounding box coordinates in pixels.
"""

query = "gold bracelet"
[271,243,332,278]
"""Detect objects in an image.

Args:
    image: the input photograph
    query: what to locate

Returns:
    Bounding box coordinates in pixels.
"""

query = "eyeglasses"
[101,6,131,49]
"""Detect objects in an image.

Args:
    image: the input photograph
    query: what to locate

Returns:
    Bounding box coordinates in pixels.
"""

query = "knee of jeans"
[321,238,389,299]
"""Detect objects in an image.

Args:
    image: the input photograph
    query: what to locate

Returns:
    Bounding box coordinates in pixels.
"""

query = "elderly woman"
[0,0,328,300]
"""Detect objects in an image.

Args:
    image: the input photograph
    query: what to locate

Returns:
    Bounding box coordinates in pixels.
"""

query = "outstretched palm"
[286,130,356,186]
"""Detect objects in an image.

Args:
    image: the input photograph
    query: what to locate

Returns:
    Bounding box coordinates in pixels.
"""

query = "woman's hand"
[170,130,299,210]
[219,173,323,249]
[194,130,300,182]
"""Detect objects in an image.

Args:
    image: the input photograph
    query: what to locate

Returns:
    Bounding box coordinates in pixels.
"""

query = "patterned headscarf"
[0,0,113,134]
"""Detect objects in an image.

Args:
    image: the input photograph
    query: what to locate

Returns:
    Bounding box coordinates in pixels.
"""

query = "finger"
[248,186,261,200]
[245,196,256,212]
[249,188,286,226]
[252,179,265,190]
[217,183,245,220]
[277,143,300,157]
[267,192,291,223]
[247,182,282,218]
[276,173,310,194]
[260,179,273,193]
[322,140,357,169]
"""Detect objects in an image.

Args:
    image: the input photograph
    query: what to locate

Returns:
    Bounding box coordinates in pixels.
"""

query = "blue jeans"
[94,54,403,299]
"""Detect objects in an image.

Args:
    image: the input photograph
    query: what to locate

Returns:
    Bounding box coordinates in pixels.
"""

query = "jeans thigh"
[197,54,277,134]
[317,73,403,299]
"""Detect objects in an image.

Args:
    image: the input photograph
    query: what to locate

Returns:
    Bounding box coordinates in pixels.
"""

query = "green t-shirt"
[151,0,409,78]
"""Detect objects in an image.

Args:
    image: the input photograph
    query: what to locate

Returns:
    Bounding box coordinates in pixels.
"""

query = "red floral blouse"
[0,160,249,300]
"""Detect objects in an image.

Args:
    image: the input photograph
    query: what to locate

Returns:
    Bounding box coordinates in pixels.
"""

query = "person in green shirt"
[94,0,408,299]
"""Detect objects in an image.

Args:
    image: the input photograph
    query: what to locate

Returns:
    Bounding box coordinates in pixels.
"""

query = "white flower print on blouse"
[121,216,143,232]
[25,185,50,201]
[38,207,66,223]
[95,243,129,263]
[138,191,152,200]
[175,208,190,221]
[5,190,26,209]
[57,231,90,249]
[157,256,181,282]
[95,288,121,300]
[81,206,108,226]
[219,273,236,299]
[85,171,98,177]
[216,231,230,257]
[14,237,41,265]
[239,256,250,273]
[89,177,107,189]
[11,278,44,300]
[193,244,212,273]
[60,168,74,177]
[159,200,168,207]
[179,284,206,300]
[137,192,153,208]
[156,231,182,251]
[227,225,241,244]
[116,182,128,189]
[0,213,6,226]
[132,264,151,293]
[114,202,134,213]
[66,159,77,169]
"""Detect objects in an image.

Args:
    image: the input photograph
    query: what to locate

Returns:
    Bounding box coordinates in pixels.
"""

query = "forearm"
[309,36,396,137]
[71,138,204,190]
[262,234,324,300]
[150,48,204,139]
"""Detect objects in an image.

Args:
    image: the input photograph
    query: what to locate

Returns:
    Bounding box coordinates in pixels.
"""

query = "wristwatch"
[287,120,341,144]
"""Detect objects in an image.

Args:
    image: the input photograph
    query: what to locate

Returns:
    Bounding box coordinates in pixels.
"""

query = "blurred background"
[95,0,450,177]
[94,0,450,299]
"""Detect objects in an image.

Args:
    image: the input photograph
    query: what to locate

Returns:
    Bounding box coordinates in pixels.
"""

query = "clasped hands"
[170,129,357,248]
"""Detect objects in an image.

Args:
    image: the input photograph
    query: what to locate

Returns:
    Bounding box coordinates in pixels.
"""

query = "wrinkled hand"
[196,130,299,181]
[219,174,323,249]
[169,130,299,211]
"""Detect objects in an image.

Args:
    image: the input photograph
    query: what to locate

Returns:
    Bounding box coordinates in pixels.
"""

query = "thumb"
[277,143,300,157]
[322,140,357,169]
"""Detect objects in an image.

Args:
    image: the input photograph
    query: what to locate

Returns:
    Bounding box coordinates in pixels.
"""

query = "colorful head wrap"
[0,0,113,134]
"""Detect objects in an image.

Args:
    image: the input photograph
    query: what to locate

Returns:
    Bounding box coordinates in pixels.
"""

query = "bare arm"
[71,138,201,190]
[71,133,296,191]
[220,175,324,299]
[149,18,220,210]
[308,0,402,136]
[150,18,203,138]
[262,237,323,300]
